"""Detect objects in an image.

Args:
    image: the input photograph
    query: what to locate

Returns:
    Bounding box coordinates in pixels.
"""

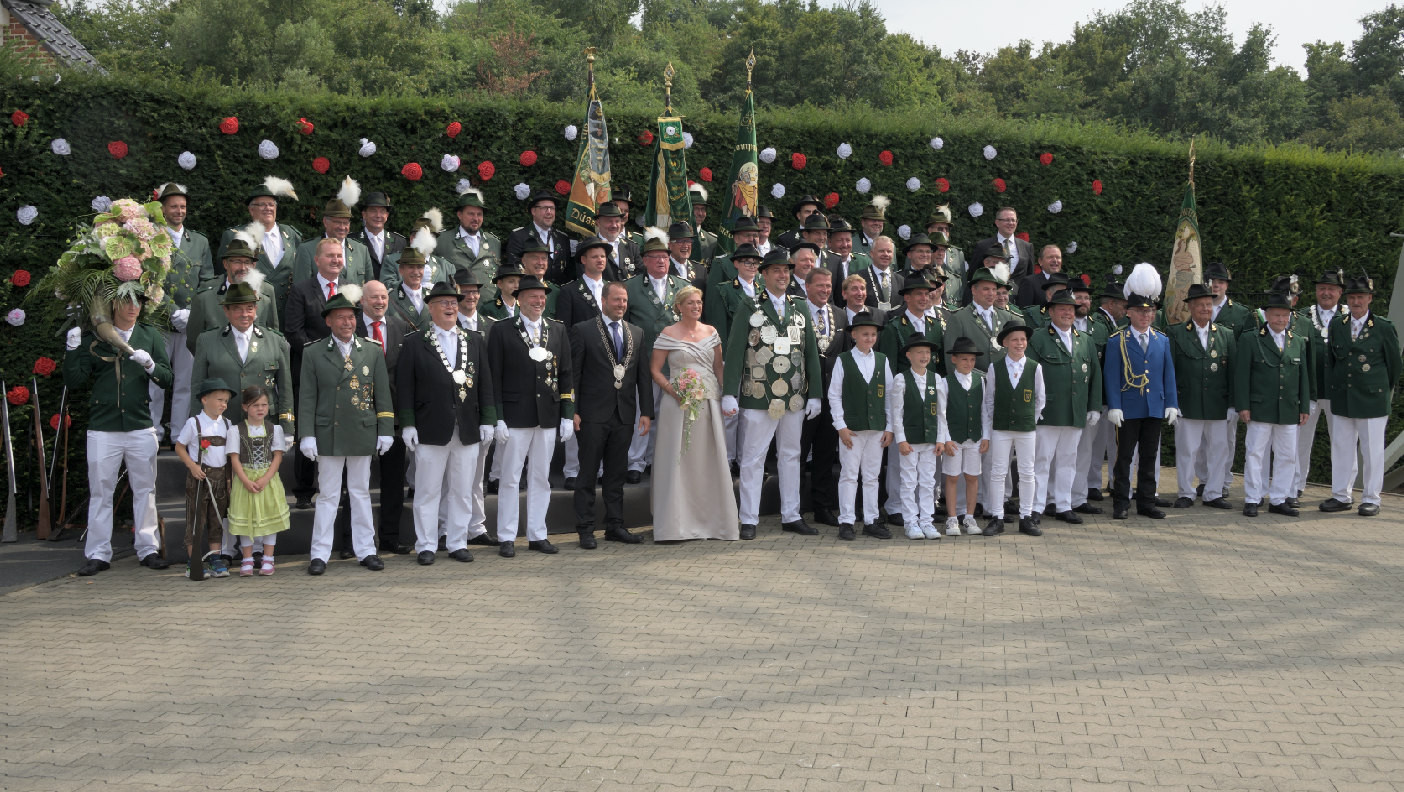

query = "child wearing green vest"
[941,336,989,537]
[887,336,949,540]
[982,320,1045,537]
[827,312,894,541]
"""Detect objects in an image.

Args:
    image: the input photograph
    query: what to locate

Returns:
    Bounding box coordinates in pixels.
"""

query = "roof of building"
[2,0,106,74]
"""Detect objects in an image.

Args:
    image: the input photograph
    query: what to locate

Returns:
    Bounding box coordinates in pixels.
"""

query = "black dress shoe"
[1056,510,1083,524]
[76,558,110,576]
[1153,497,1172,508]
[294,496,313,510]
[1112,505,1129,519]
[562,477,576,491]
[139,553,170,570]
[1002,513,1016,524]
[625,470,643,484]
[1285,497,1300,509]
[1195,483,1205,498]
[1319,498,1350,512]
[739,524,757,540]
[1242,502,1260,517]
[1359,502,1380,517]
[360,555,385,571]
[308,558,327,575]
[404,488,415,501]
[730,460,740,477]
[1073,503,1103,515]
[1172,497,1194,509]
[448,548,474,562]
[339,549,356,560]
[974,503,986,517]
[782,520,818,536]
[1019,517,1043,536]
[1204,497,1232,509]
[1087,488,1104,502]
[885,513,904,527]
[379,539,402,553]
[862,524,892,539]
[1268,503,1299,517]
[417,551,435,565]
[837,524,856,541]
[529,539,559,554]
[813,508,840,527]
[604,526,643,544]
[1137,506,1166,519]
[468,533,497,546]
[1043,503,1057,517]
[578,532,598,549]
[982,518,1004,537]
[499,541,515,558]
[486,479,499,494]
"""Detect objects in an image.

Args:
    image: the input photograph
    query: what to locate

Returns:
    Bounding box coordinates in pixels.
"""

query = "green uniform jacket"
[219,223,303,322]
[879,311,945,376]
[63,323,172,432]
[480,285,557,322]
[388,284,432,332]
[722,294,823,410]
[292,236,374,285]
[381,249,454,291]
[1214,299,1259,338]
[1167,320,1236,420]
[1326,311,1401,419]
[1234,326,1311,425]
[939,252,967,309]
[1298,304,1347,402]
[435,229,502,303]
[190,324,294,435]
[944,304,1019,371]
[625,273,688,351]
[185,280,280,355]
[1028,324,1102,426]
[166,229,214,308]
[1084,313,1113,364]
[706,278,759,350]
[692,228,719,266]
[297,335,394,455]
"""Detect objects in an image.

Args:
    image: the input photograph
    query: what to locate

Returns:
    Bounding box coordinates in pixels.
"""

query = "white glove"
[65,326,82,351]
[805,398,822,419]
[479,425,494,443]
[1086,411,1100,427]
[558,417,574,443]
[170,308,190,331]
[299,436,318,461]
[376,435,393,455]
[721,395,738,414]
[401,426,419,452]
[495,420,509,443]
[129,349,156,373]
[1227,407,1237,420]
[1164,407,1179,426]
[1107,409,1124,428]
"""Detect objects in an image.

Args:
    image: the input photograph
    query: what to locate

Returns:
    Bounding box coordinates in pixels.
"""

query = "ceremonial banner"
[1165,182,1201,326]
[564,72,612,236]
[642,117,692,230]
[715,81,758,254]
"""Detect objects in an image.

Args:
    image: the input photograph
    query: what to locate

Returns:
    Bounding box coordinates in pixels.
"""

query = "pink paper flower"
[113,256,142,281]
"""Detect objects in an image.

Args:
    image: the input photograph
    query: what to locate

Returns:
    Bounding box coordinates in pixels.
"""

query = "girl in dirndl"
[228,385,290,576]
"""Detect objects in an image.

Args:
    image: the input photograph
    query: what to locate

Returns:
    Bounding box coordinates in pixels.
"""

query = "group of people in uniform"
[62,177,1400,576]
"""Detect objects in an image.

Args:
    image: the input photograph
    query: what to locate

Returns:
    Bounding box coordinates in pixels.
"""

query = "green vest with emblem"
[902,369,942,444]
[945,372,983,443]
[839,350,887,431]
[992,359,1038,432]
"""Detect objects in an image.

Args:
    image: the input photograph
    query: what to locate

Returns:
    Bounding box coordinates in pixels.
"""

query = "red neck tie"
[372,320,384,349]
[327,280,337,299]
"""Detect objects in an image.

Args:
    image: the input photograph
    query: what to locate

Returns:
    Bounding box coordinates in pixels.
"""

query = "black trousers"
[574,416,632,532]
[801,413,840,513]
[1112,416,1161,509]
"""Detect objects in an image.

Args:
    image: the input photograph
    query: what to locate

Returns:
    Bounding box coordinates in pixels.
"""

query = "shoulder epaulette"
[510,226,526,233]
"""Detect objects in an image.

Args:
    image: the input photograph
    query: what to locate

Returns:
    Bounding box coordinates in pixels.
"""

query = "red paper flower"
[48,414,72,431]
[107,141,128,159]
[554,179,570,195]
[401,162,423,181]
[519,150,538,167]
[699,167,713,182]
[32,357,56,377]
[1039,152,1054,166]
[791,152,807,170]
[10,269,30,287]
[878,150,894,166]
[477,161,495,181]
[823,192,840,209]
[638,130,654,146]
[935,177,950,193]
[1080,273,1091,286]
[0,166,5,178]
[219,116,239,135]
[1092,179,1103,195]
[11,110,29,127]
[446,121,462,139]
[200,438,211,450]
[312,156,330,174]
[6,386,29,406]
[992,178,1006,193]
[297,117,314,135]
[1015,232,1030,242]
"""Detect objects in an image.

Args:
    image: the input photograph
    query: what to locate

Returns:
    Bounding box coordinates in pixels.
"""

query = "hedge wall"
[4,77,1404,533]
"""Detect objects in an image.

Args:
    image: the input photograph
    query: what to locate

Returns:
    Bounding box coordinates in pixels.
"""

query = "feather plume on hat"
[690,184,709,202]
[458,184,484,200]
[871,195,891,212]
[337,175,361,208]
[410,227,436,258]
[1123,262,1162,301]
[421,207,444,234]
[644,226,668,244]
[263,176,298,201]
[234,223,261,251]
[340,283,363,306]
[243,269,266,294]
[991,262,1010,285]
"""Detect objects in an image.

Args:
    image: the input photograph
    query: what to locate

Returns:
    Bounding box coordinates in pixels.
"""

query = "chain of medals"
[814,303,834,353]
[428,325,472,402]
[341,339,371,411]
[649,277,680,323]
[517,317,558,394]
[596,317,635,389]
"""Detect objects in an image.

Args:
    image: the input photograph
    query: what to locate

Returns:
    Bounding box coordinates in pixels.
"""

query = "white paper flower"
[440,154,461,172]
[358,138,377,157]
[452,370,467,385]
[968,202,984,218]
[564,124,578,141]
[50,138,71,155]
[456,178,472,194]
[906,177,921,192]
[837,142,853,159]
[760,147,776,164]
[1066,241,1078,254]
[16,206,37,226]
[897,224,911,240]
[91,195,112,213]
[514,183,531,200]
[258,139,279,159]
[770,183,786,199]
[6,309,24,327]
[982,144,997,160]
[683,132,694,149]
[855,177,872,194]
[178,151,197,171]
[929,137,944,150]
[1047,200,1063,213]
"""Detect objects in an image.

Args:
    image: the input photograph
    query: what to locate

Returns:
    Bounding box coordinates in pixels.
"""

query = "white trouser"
[311,455,373,563]
[1200,410,1238,489]
[1294,398,1336,494]
[884,443,904,515]
[414,430,482,553]
[837,430,885,525]
[1034,425,1082,513]
[1086,409,1114,492]
[988,430,1036,518]
[1243,421,1298,506]
[1330,414,1387,505]
[738,408,804,524]
[1072,424,1095,507]
[84,428,160,562]
[468,439,493,535]
[497,426,556,542]
[1175,418,1230,500]
[981,440,1018,513]
[898,443,939,530]
[627,385,662,473]
[149,329,192,441]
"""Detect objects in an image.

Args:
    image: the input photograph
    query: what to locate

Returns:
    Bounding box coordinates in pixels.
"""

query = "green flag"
[1165,182,1202,326]
[642,117,692,230]
[715,85,758,254]
[564,83,612,237]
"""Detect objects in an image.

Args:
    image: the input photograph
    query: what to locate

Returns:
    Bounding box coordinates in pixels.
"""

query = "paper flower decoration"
[992,178,1007,193]
[638,130,654,146]
[897,225,911,240]
[258,139,279,159]
[456,178,472,194]
[401,162,423,181]
[32,357,55,377]
[219,117,239,134]
[759,147,776,164]
[178,151,197,171]
[514,183,531,200]
[477,161,495,181]
[358,138,377,157]
[6,309,25,326]
[791,152,807,170]
[967,202,984,218]
[683,132,694,149]
[935,177,950,193]
[297,117,314,135]
[10,270,30,287]
[108,141,129,159]
[1047,200,1063,213]
[770,183,786,199]
[49,414,72,431]
[16,205,37,225]
[6,385,29,405]
[983,145,997,160]
[1092,179,1103,195]
[440,154,460,172]
[906,177,921,192]
[446,121,462,139]
[824,192,840,209]
[563,124,577,141]
[878,150,893,166]
[50,138,70,155]
[1067,241,1079,254]
[855,177,871,193]
[554,180,570,195]
[312,156,330,174]
[837,142,853,159]
[699,167,713,182]
[1015,232,1030,242]
[1039,152,1054,166]
[113,256,142,281]
[519,150,538,167]
[10,110,28,127]
[930,137,944,150]
[91,195,112,213]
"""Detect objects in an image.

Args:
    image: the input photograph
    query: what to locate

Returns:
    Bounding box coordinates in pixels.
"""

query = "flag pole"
[585,46,597,100]
[664,62,675,116]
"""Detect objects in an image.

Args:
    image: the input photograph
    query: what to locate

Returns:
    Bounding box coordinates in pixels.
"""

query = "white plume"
[411,227,436,257]
[871,195,891,212]
[1123,262,1162,300]
[458,184,484,200]
[644,226,668,244]
[263,175,297,200]
[1112,264,1124,275]
[156,182,186,199]
[340,283,364,306]
[337,175,360,208]
[421,207,444,233]
[992,262,1010,285]
[690,184,709,202]
[243,269,266,293]
[238,222,264,250]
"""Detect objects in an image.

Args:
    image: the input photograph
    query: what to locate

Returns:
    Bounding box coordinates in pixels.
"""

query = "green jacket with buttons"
[63,323,173,432]
[1234,326,1310,425]
[1326,311,1401,419]
[297,335,394,456]
[1168,320,1236,420]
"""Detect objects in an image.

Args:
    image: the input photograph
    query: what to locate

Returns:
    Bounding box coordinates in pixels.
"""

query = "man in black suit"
[487,275,575,557]
[504,189,573,284]
[858,236,898,315]
[554,236,612,488]
[284,238,346,509]
[968,206,1035,286]
[1014,244,1066,308]
[595,202,642,281]
[352,191,405,279]
[569,281,653,548]
[354,280,411,553]
[455,269,499,542]
[775,194,822,251]
[397,281,497,566]
[800,267,848,525]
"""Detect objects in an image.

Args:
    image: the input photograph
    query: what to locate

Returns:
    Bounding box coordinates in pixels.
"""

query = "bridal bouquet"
[673,368,708,452]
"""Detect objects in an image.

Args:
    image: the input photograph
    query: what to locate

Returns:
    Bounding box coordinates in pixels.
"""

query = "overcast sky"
[863,0,1383,73]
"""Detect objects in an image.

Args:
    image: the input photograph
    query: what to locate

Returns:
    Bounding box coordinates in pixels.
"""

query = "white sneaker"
[962,515,981,535]
[921,524,942,540]
[905,526,924,540]
[944,517,961,536]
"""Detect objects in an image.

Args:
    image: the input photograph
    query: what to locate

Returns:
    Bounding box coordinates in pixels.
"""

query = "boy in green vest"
[941,336,988,536]
[887,336,949,540]
[827,312,894,541]
[982,320,1045,537]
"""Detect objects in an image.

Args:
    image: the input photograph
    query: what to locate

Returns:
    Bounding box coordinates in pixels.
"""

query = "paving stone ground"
[2,473,1403,791]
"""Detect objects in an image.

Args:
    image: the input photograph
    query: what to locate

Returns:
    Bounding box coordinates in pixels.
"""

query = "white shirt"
[534,224,554,251]
[177,413,232,468]
[522,315,542,343]
[981,354,1046,430]
[1053,324,1073,353]
[1193,320,1211,350]
[1133,329,1152,350]
[871,267,892,301]
[402,283,425,313]
[1074,317,1089,334]
[317,273,339,299]
[974,304,996,331]
[115,325,134,344]
[166,226,183,248]
[670,257,690,280]
[231,325,253,362]
[263,227,283,265]
[887,368,950,445]
[1318,305,1338,326]
[227,422,291,455]
[767,291,788,317]
[757,239,772,256]
[828,347,894,432]
[582,273,604,311]
[1212,296,1227,321]
[365,229,385,261]
[996,233,1020,269]
[1351,313,1368,339]
[952,370,973,391]
[649,275,669,304]
[333,336,355,358]
[1269,328,1286,350]
[458,311,478,332]
[739,279,757,300]
[433,324,459,364]
[458,227,481,256]
[904,310,925,336]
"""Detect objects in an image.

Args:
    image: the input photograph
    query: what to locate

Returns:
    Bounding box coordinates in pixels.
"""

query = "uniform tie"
[372,320,384,352]
[327,280,337,300]
[610,320,623,360]
[1139,332,1148,352]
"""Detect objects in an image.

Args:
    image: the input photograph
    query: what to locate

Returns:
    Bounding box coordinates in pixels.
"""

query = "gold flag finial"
[746,48,756,92]
[664,62,676,116]
[585,46,597,99]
